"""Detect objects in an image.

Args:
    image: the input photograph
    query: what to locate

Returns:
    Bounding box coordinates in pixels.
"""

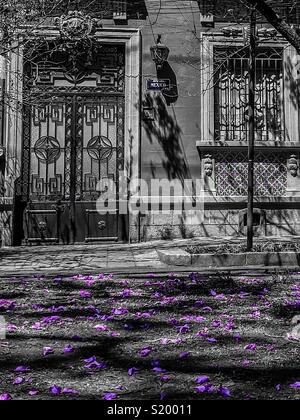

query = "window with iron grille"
[214,47,284,142]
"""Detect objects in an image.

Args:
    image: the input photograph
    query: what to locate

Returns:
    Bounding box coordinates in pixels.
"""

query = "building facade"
[0,0,299,246]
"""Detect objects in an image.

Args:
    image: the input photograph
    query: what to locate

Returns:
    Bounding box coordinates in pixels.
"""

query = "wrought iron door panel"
[73,96,124,242]
[25,208,59,243]
[86,210,118,242]
[29,100,67,202]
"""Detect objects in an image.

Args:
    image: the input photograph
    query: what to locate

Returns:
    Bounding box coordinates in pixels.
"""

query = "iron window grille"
[214,47,284,143]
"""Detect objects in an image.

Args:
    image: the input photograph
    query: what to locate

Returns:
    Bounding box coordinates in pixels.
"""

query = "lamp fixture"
[150,35,170,70]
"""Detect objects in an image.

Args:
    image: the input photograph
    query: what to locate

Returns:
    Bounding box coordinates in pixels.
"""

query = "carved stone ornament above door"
[54,10,103,78]
[55,10,102,40]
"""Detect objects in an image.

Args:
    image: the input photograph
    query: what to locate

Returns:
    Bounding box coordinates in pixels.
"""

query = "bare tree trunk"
[247,7,256,252]
[245,0,300,54]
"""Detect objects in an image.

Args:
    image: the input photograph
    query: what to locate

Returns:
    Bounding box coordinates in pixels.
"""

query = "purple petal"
[219,386,231,398]
[103,392,117,400]
[84,356,96,363]
[50,385,62,395]
[43,347,55,356]
[79,290,91,298]
[13,377,25,385]
[62,388,78,394]
[140,348,152,357]
[196,376,210,385]
[244,343,257,351]
[29,389,39,396]
[153,367,166,373]
[63,345,74,354]
[160,392,167,400]
[0,394,12,400]
[128,367,139,376]
[95,324,109,331]
[15,366,30,372]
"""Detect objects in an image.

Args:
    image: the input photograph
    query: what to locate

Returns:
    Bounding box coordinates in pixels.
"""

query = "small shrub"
[160,224,173,241]
[186,241,300,255]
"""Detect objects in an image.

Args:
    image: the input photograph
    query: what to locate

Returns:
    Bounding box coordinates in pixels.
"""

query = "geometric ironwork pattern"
[87,135,113,161]
[21,41,125,205]
[215,151,287,197]
[214,48,284,142]
[34,136,61,164]
[28,45,125,95]
[20,41,125,244]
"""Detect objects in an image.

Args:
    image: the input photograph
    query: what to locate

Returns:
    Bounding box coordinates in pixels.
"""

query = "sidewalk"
[0,236,299,277]
[0,238,199,277]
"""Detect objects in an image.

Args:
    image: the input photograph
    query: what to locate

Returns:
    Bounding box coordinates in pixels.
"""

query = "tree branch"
[245,0,300,54]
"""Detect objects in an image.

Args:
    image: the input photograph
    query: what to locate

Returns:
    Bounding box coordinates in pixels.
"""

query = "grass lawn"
[0,271,299,400]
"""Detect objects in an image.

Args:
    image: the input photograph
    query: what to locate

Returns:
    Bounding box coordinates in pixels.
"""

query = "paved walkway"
[0,237,236,277]
[0,236,299,277]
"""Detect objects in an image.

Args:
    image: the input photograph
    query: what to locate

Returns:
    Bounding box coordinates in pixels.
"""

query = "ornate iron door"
[20,44,125,244]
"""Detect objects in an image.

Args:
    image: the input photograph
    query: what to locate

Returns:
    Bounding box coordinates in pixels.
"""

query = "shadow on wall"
[284,56,300,141]
[157,63,178,106]
[142,93,189,183]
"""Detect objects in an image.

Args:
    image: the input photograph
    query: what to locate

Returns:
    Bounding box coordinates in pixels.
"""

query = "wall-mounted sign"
[146,79,170,91]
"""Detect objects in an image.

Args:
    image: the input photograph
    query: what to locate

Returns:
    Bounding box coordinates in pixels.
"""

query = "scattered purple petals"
[84,357,107,370]
[0,394,12,400]
[112,307,129,316]
[290,382,300,389]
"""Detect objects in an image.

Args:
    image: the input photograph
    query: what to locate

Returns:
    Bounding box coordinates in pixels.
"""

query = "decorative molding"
[55,10,102,40]
[204,154,213,177]
[214,151,287,197]
[200,13,214,28]
[288,154,299,177]
[221,26,279,40]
